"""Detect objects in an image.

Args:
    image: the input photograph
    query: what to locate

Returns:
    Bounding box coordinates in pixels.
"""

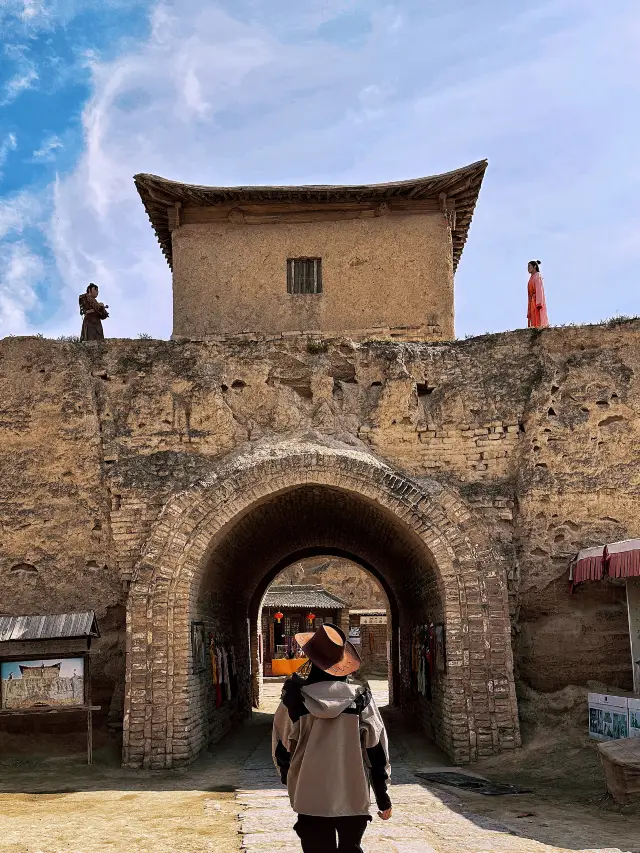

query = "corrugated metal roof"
[0,612,99,643]
[263,585,347,609]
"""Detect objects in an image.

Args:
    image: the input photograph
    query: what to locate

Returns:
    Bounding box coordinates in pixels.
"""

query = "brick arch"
[123,442,519,769]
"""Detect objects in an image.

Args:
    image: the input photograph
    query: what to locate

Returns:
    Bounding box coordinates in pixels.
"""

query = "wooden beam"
[178,198,444,226]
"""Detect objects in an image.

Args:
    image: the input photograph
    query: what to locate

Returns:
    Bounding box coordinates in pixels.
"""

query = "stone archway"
[123,442,520,769]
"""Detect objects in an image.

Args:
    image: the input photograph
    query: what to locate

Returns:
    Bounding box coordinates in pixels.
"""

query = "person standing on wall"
[527,260,549,328]
[272,622,392,853]
[79,283,109,341]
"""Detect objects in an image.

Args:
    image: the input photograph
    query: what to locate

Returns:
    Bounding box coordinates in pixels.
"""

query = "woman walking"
[272,622,392,853]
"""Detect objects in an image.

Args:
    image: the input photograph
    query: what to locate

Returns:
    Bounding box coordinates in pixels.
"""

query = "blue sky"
[0,0,638,340]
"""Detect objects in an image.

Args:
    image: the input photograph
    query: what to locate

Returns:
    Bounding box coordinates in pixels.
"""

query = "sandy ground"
[0,679,639,853]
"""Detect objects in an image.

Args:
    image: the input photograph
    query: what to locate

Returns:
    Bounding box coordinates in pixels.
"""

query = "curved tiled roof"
[134,159,487,272]
[263,584,348,610]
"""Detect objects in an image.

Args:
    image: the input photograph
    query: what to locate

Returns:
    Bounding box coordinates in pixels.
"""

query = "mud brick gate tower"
[2,160,639,770]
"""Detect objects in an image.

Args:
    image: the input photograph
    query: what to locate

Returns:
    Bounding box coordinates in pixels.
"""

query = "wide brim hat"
[295,622,361,677]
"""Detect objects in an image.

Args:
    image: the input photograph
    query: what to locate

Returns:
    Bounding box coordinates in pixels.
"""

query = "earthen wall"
[171,213,454,338]
[1,320,638,756]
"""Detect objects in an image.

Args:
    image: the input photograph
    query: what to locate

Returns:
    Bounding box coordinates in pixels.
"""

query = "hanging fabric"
[222,646,231,701]
[216,646,225,705]
[210,638,222,708]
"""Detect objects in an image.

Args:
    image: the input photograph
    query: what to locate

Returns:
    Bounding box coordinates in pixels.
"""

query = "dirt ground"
[1,680,639,853]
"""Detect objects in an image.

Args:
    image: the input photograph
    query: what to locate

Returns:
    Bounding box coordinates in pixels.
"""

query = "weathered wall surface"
[171,213,454,339]
[1,320,638,742]
[276,557,387,610]
[0,338,124,715]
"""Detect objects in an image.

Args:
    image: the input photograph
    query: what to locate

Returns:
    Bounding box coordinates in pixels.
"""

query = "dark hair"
[87,283,98,292]
[528,260,541,272]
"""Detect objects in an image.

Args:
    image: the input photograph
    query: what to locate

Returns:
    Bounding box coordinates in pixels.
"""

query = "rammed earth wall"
[0,320,638,764]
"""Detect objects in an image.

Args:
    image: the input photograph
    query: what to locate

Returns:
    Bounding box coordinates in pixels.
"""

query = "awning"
[572,545,605,584]
[0,611,100,642]
[605,539,640,579]
[571,539,640,588]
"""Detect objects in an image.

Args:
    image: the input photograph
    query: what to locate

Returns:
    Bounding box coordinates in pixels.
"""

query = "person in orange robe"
[527,260,549,328]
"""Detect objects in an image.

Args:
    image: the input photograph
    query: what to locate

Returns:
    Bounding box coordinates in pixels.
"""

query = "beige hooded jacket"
[272,678,391,818]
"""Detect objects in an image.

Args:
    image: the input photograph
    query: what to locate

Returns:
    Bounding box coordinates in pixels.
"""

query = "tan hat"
[295,623,361,677]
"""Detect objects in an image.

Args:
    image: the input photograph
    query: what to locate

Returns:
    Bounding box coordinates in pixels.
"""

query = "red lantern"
[274,612,284,624]
[306,613,316,625]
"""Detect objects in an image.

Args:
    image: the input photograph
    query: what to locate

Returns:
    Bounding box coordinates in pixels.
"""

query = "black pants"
[294,814,371,853]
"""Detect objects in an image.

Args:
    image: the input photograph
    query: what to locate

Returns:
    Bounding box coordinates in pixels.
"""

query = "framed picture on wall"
[191,622,206,673]
[1,657,86,710]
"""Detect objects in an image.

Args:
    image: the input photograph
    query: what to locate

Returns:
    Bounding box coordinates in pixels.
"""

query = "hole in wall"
[547,408,556,417]
[370,381,383,387]
[112,495,122,511]
[232,380,246,390]
[416,382,435,397]
[221,384,228,392]
[10,562,37,573]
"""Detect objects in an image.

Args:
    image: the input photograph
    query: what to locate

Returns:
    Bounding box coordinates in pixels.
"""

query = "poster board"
[629,698,640,738]
[1,656,86,711]
[588,693,629,741]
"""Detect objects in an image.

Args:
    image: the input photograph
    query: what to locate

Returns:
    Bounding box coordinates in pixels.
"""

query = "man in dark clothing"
[272,623,392,853]
[79,283,109,341]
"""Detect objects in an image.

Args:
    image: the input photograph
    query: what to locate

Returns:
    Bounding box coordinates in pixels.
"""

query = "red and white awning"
[571,538,640,588]
[605,538,640,579]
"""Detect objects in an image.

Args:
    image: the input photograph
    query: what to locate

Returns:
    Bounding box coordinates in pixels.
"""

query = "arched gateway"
[123,442,520,769]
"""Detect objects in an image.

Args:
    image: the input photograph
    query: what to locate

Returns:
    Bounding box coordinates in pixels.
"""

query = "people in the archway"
[79,283,109,341]
[272,623,392,853]
[527,260,549,328]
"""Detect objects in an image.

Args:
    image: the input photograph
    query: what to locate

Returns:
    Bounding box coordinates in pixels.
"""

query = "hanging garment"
[222,647,232,701]
[216,647,225,705]
[527,272,549,328]
[428,624,436,679]
[211,641,222,708]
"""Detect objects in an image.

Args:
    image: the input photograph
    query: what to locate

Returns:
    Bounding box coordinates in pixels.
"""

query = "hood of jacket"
[300,681,360,719]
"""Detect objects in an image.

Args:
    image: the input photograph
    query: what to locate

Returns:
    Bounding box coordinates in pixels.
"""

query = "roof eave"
[134,159,487,273]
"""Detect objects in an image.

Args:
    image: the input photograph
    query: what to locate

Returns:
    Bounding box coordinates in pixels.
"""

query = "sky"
[0,0,639,341]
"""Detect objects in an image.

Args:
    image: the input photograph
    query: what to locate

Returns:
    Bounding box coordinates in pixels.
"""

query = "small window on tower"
[287,258,323,294]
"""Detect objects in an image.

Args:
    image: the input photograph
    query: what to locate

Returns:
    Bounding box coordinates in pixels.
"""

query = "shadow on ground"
[1,683,640,853]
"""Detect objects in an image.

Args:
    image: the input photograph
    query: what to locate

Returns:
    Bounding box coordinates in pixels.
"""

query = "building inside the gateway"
[1,160,638,770]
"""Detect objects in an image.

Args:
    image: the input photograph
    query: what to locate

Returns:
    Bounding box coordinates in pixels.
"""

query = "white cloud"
[1,66,38,105]
[0,133,18,177]
[6,0,640,340]
[31,134,63,162]
[21,0,47,21]
[0,190,44,240]
[0,241,42,336]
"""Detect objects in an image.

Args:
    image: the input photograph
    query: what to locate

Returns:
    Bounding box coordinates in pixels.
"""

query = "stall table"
[271,658,308,676]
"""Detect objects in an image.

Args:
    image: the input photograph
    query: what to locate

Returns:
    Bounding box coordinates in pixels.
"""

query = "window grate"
[287,258,322,294]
